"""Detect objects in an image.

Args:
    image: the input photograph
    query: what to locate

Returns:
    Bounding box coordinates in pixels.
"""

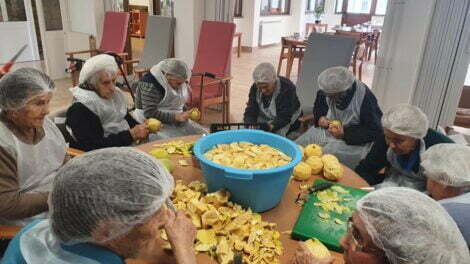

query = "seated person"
[355,104,453,191]
[243,62,301,138]
[66,54,150,151]
[296,66,382,169]
[0,68,67,225]
[421,143,470,245]
[2,147,197,264]
[134,58,208,140]
[293,187,470,264]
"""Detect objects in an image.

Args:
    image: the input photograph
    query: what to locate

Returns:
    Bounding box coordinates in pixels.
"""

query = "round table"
[131,136,369,264]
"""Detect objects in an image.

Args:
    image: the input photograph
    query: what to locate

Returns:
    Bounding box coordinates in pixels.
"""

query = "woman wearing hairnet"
[421,143,470,245]
[295,66,383,169]
[292,188,470,264]
[355,104,453,191]
[2,147,197,264]
[65,54,150,151]
[0,68,67,225]
[133,58,208,140]
[243,62,302,137]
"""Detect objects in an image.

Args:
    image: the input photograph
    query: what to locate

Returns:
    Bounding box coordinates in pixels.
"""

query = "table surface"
[130,135,369,264]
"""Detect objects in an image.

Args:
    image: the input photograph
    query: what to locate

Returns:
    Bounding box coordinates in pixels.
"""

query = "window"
[5,0,27,21]
[234,0,242,17]
[375,0,388,15]
[306,0,325,14]
[335,0,344,14]
[347,0,372,14]
[260,0,291,16]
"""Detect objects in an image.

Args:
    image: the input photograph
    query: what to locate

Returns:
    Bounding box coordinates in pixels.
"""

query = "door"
[0,0,40,64]
[35,0,67,79]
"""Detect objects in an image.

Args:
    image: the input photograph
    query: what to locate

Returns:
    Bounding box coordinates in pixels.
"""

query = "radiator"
[259,20,282,46]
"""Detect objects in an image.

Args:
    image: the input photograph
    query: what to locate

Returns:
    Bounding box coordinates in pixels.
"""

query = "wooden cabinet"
[130,10,148,38]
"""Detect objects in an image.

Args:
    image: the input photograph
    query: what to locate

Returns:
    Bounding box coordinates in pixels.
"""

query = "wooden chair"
[366,30,380,64]
[65,12,130,86]
[277,37,306,80]
[123,16,175,80]
[351,41,368,81]
[187,21,235,123]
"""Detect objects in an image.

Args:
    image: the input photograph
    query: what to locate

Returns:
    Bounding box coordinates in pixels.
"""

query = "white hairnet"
[159,58,189,80]
[253,62,277,83]
[318,66,355,94]
[357,187,470,264]
[78,54,118,85]
[50,147,174,244]
[0,68,54,110]
[421,143,470,189]
[382,104,429,139]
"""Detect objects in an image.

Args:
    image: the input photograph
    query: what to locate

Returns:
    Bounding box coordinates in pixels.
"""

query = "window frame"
[234,0,243,18]
[335,0,388,16]
[306,0,325,14]
[260,0,291,17]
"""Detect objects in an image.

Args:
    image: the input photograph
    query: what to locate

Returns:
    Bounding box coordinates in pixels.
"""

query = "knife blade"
[10,44,28,63]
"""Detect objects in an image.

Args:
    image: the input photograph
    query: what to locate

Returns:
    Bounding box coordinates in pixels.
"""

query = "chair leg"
[286,48,294,79]
[359,62,363,81]
[277,48,285,75]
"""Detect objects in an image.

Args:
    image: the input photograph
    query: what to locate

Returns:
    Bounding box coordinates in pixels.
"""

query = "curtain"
[205,0,235,22]
[411,0,470,128]
[103,0,123,11]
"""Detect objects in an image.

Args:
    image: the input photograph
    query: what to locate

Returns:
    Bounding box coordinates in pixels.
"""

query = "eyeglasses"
[346,217,385,256]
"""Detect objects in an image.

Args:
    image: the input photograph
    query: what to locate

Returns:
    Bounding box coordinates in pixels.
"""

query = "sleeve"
[312,91,329,126]
[0,147,49,220]
[66,103,134,151]
[243,84,260,123]
[354,134,390,185]
[271,84,300,132]
[135,80,176,123]
[125,112,139,128]
[343,89,383,145]
[424,129,455,147]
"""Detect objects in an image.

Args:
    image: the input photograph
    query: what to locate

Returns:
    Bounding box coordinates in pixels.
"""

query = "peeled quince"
[159,158,175,173]
[293,162,312,181]
[147,118,162,133]
[190,108,201,121]
[304,144,322,158]
[149,148,169,159]
[304,238,331,259]
[323,161,343,181]
[329,120,342,128]
[305,156,323,175]
[321,154,339,164]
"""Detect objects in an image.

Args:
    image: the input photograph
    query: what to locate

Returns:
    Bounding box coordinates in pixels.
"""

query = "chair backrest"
[99,12,130,53]
[296,33,356,115]
[138,16,175,69]
[192,20,236,76]
[335,30,363,42]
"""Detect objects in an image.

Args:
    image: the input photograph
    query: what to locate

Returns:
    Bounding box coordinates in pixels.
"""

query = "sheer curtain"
[205,0,235,22]
[411,0,470,128]
[103,0,123,11]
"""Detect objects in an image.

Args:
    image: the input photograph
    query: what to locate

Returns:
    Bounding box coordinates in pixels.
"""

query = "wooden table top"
[130,135,369,264]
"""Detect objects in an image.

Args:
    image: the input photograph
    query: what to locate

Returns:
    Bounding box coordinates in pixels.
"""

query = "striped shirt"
[134,73,176,123]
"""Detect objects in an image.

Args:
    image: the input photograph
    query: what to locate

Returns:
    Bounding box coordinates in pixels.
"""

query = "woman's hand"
[318,116,330,129]
[328,124,344,139]
[175,111,190,123]
[164,210,197,264]
[292,244,335,264]
[130,123,150,141]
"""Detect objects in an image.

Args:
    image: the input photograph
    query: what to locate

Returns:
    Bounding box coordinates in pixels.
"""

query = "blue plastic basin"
[193,129,302,212]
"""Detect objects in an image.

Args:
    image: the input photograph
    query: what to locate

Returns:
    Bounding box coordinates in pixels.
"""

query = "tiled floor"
[5,38,376,124]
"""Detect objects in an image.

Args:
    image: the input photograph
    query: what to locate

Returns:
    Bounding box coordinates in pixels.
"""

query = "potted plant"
[314,4,325,24]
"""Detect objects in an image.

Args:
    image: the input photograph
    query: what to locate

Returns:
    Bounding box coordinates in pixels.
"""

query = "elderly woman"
[421,143,470,245]
[2,147,197,264]
[355,104,453,191]
[0,68,67,225]
[134,58,207,140]
[65,54,150,151]
[243,62,301,137]
[293,188,470,264]
[295,66,383,168]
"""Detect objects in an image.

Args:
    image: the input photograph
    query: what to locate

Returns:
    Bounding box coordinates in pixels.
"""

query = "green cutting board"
[291,179,368,252]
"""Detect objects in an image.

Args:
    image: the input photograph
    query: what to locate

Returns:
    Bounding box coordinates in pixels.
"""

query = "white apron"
[376,139,427,191]
[256,78,301,137]
[133,61,208,140]
[295,81,372,169]
[69,86,130,138]
[0,118,66,225]
[20,220,102,264]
